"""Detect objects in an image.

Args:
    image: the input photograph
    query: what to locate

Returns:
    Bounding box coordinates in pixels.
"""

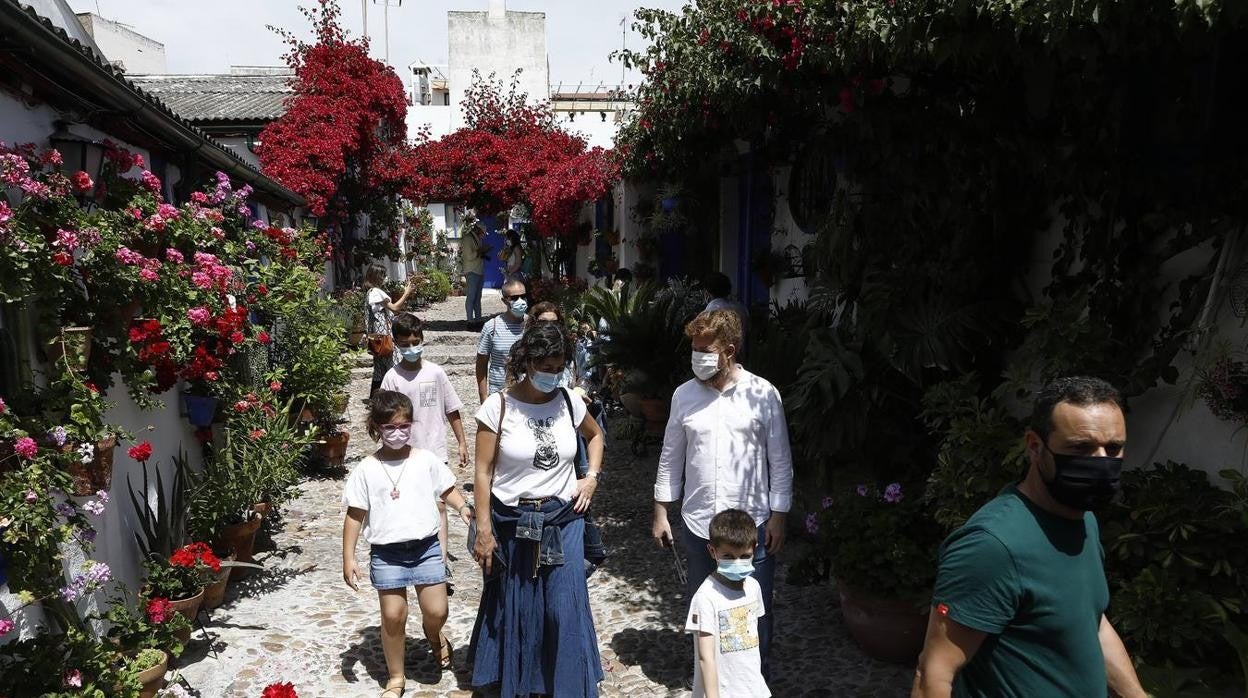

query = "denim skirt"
[369,536,445,590]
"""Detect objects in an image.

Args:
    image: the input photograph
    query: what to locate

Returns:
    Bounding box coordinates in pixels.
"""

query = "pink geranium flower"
[14,437,37,459]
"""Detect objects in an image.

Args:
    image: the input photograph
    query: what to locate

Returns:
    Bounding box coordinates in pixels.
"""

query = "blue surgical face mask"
[716,558,755,582]
[530,370,561,394]
[509,298,529,317]
[398,344,423,362]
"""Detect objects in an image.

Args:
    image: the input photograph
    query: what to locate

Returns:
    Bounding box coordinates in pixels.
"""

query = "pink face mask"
[379,423,411,448]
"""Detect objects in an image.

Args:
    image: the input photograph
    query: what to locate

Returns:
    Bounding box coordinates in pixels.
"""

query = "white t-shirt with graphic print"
[475,389,587,507]
[685,575,770,698]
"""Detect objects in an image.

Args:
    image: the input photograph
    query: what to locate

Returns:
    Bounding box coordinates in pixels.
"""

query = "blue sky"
[67,0,684,86]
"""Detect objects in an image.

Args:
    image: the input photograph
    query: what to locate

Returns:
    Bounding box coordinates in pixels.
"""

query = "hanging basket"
[65,435,117,497]
[44,326,93,371]
[182,395,218,428]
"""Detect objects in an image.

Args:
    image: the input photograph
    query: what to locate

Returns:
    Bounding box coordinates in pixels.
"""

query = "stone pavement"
[175,292,912,697]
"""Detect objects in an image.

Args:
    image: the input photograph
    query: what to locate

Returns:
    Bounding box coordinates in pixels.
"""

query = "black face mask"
[1041,444,1124,511]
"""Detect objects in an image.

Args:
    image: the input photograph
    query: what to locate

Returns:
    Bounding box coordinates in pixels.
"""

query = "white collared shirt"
[654,367,794,539]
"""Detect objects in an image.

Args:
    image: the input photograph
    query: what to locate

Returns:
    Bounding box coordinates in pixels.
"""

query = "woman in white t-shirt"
[342,390,473,698]
[468,322,607,697]
[363,262,415,398]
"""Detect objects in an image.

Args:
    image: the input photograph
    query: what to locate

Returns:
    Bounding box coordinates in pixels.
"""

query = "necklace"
[379,458,408,500]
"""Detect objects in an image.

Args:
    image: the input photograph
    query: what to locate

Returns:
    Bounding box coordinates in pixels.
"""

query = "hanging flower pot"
[182,395,218,428]
[65,435,117,497]
[660,196,680,212]
[43,326,93,371]
[169,588,205,644]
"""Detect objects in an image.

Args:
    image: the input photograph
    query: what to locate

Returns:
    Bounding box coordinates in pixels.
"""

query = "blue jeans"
[465,271,484,322]
[682,520,775,680]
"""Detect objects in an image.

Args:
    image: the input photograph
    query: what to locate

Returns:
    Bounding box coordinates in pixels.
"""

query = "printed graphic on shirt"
[418,382,439,409]
[717,604,759,654]
[528,417,559,470]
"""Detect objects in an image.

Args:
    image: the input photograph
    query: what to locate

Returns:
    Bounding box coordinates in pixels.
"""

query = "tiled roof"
[2,0,302,205]
[127,74,293,123]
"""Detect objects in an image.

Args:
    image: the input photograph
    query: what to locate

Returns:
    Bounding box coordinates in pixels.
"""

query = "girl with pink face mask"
[341,390,473,698]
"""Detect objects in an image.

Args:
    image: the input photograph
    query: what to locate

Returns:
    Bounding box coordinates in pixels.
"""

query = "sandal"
[380,679,404,698]
[436,634,454,670]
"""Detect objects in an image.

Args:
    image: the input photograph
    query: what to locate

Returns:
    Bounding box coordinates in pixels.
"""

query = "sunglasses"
[503,293,527,302]
[379,422,412,433]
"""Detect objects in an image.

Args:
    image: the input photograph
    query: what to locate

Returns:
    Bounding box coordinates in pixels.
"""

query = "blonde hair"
[685,309,742,348]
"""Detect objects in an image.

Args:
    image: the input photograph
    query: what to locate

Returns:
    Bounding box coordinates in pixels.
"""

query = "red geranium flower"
[145,597,173,624]
[258,331,272,345]
[128,441,153,462]
[52,251,74,266]
[261,682,298,698]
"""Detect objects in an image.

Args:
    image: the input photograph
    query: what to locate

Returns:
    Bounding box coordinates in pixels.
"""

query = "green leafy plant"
[1101,462,1248,672]
[128,452,191,560]
[584,279,704,399]
[0,625,138,697]
[94,586,190,658]
[921,375,1027,531]
[805,481,941,605]
[142,542,220,601]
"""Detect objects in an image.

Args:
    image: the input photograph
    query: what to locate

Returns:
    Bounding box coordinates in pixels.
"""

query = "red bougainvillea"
[408,75,619,237]
[257,0,415,223]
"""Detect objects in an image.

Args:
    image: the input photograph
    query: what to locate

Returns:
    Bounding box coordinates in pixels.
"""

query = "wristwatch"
[585,471,601,481]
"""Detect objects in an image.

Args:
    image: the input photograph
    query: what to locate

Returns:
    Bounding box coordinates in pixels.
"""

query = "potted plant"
[188,434,262,581]
[181,380,219,429]
[142,542,220,642]
[585,281,703,431]
[39,371,124,496]
[807,481,940,664]
[128,648,168,698]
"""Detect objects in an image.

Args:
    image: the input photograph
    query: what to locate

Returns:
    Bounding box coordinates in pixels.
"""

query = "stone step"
[351,364,477,379]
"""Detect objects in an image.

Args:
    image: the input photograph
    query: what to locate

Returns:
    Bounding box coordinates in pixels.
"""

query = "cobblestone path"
[177,292,911,697]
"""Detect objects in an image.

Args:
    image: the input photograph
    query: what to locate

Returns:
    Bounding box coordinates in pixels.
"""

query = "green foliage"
[808,481,941,605]
[921,376,1027,530]
[415,268,452,304]
[0,625,139,697]
[127,452,191,561]
[94,586,189,658]
[583,280,704,398]
[271,296,352,419]
[1101,462,1248,671]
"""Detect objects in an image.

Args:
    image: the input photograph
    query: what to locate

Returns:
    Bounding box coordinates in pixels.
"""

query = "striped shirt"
[477,315,526,395]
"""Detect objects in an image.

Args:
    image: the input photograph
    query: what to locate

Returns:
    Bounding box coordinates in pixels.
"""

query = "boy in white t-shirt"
[685,509,771,698]
[380,313,469,583]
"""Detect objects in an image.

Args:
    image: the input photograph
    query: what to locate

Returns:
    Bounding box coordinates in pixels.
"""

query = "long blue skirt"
[469,515,603,697]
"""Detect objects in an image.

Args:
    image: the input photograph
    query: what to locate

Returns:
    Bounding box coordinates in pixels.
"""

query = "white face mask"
[691,350,722,381]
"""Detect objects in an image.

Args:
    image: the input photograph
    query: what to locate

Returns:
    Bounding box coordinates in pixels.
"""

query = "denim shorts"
[369,536,446,590]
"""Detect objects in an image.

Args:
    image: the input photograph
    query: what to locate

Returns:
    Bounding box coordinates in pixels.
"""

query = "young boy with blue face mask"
[380,313,469,586]
[684,509,771,698]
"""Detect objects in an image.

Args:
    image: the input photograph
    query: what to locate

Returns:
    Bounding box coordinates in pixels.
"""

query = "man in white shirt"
[475,277,528,402]
[652,309,794,680]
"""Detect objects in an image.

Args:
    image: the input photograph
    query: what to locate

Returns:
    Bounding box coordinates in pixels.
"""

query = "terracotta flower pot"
[133,649,168,698]
[315,431,350,469]
[218,516,262,581]
[66,435,117,496]
[169,589,204,644]
[203,549,235,610]
[639,398,670,435]
[835,579,928,664]
[44,326,93,371]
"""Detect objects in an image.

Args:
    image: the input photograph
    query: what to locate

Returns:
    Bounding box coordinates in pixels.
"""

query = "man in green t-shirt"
[912,376,1146,698]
